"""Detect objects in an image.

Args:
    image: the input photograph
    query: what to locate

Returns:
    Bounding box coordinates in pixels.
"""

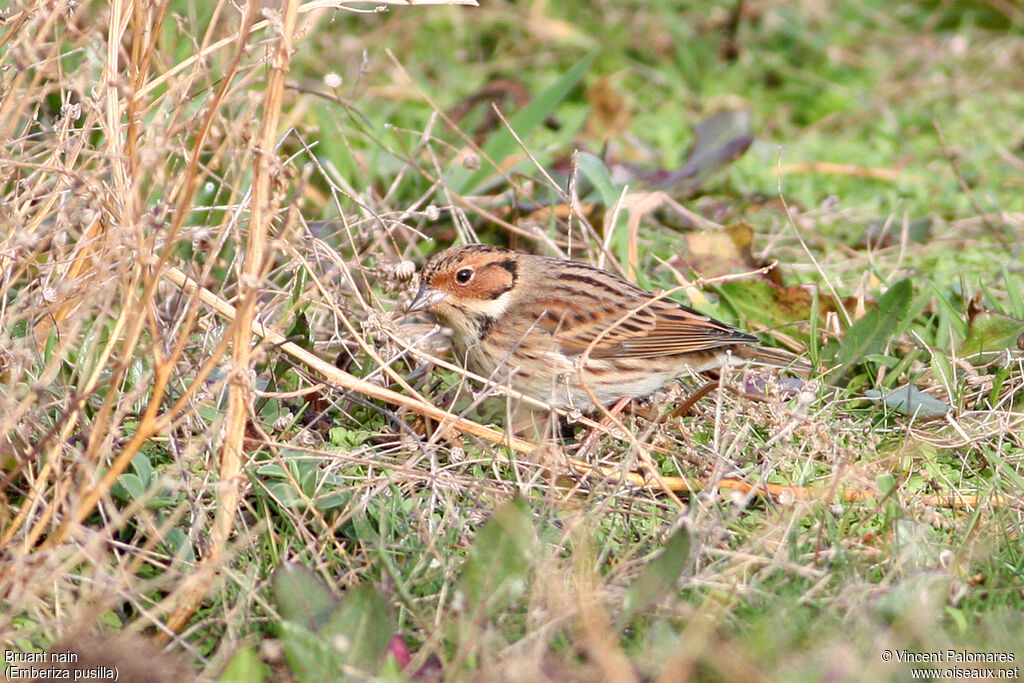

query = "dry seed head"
[272,411,293,431]
[59,102,81,122]
[290,429,324,448]
[393,260,416,281]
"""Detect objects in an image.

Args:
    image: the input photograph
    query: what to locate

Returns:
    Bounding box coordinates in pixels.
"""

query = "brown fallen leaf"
[674,221,779,282]
[585,74,632,142]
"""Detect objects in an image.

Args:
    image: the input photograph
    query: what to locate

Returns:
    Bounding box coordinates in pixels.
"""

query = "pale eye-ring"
[455,268,473,284]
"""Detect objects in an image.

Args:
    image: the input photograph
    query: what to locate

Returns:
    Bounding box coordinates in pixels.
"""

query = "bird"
[407,244,804,413]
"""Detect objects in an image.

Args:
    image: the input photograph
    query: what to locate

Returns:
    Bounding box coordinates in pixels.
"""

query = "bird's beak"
[407,284,448,313]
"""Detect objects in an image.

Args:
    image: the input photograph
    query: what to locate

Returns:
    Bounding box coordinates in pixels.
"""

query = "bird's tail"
[733,345,814,375]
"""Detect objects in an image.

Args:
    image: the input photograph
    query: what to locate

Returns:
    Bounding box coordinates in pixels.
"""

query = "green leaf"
[959,311,1024,359]
[455,496,535,617]
[1003,264,1024,319]
[927,284,970,345]
[929,348,956,400]
[351,510,380,542]
[299,463,319,497]
[217,647,269,683]
[273,563,339,632]
[273,565,395,680]
[290,272,311,310]
[329,428,370,450]
[828,278,913,382]
[865,385,950,419]
[264,312,313,413]
[254,463,288,478]
[576,152,631,265]
[278,620,344,683]
[131,453,153,487]
[617,525,691,629]
[314,491,354,513]
[576,152,623,207]
[448,52,595,195]
[320,584,395,675]
[162,527,196,563]
[111,473,145,502]
[876,473,897,496]
[945,606,969,633]
[265,481,307,509]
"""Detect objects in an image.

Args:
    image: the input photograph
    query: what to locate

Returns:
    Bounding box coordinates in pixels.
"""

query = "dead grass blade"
[159,0,299,639]
[566,459,1019,509]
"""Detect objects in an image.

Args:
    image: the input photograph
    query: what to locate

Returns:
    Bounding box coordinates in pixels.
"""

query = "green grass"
[1,0,1023,680]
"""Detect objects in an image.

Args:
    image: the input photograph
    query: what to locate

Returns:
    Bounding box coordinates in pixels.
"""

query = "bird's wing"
[536,292,757,360]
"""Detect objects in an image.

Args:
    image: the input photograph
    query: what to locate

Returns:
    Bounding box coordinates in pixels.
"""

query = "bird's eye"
[455,268,473,284]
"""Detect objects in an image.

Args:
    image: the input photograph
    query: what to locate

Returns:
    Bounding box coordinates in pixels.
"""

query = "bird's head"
[408,245,521,334]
